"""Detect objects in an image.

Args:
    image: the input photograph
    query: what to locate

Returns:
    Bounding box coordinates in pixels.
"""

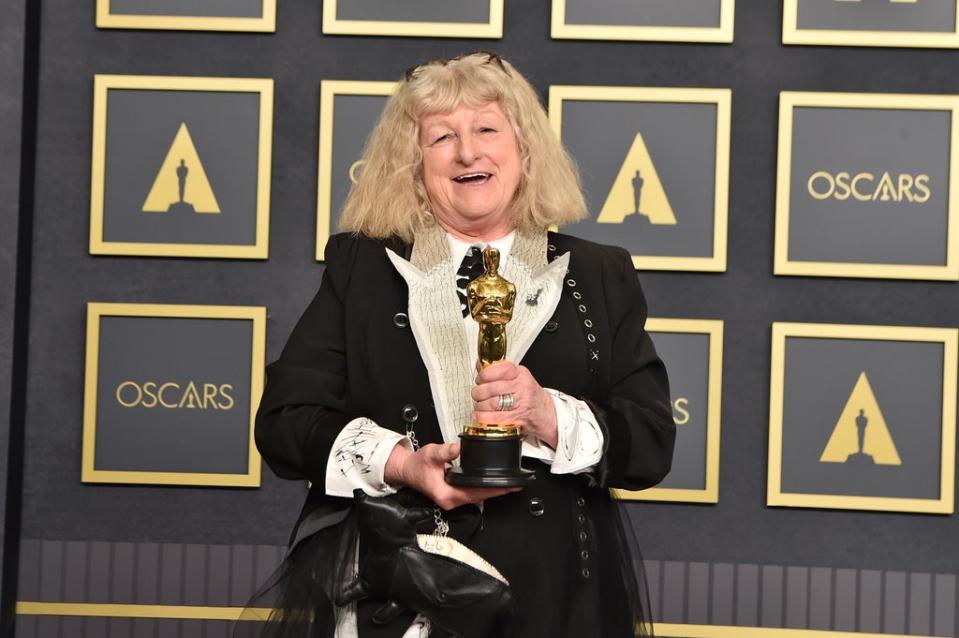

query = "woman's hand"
[384,441,518,510]
[471,361,558,449]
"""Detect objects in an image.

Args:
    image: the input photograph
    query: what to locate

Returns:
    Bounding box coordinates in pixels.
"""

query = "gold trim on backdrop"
[323,0,503,38]
[775,92,959,281]
[82,303,266,487]
[96,0,277,32]
[548,85,731,273]
[767,322,958,514]
[551,0,735,42]
[12,604,940,637]
[782,0,959,48]
[90,75,273,260]
[614,318,723,504]
[316,80,398,262]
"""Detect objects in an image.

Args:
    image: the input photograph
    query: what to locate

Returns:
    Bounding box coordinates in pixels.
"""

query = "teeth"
[455,173,490,182]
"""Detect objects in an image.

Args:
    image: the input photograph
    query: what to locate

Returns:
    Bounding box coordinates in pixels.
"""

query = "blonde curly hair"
[338,51,587,242]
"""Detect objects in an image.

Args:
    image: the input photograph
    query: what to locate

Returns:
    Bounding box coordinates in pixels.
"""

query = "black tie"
[456,245,485,317]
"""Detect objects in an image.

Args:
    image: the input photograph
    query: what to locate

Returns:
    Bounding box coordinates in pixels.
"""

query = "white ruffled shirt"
[324,231,604,498]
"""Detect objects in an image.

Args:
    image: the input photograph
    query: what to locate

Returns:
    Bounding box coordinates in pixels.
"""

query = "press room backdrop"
[4,1,959,637]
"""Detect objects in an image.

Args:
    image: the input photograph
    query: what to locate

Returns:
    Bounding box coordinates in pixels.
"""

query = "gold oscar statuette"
[446,247,534,487]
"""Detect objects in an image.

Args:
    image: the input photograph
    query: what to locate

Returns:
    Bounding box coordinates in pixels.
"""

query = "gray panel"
[159,543,183,605]
[788,107,951,266]
[688,562,710,623]
[157,619,179,638]
[886,571,908,634]
[335,0,488,23]
[329,94,391,238]
[110,0,264,18]
[15,615,37,638]
[809,567,832,630]
[206,544,231,606]
[645,559,662,621]
[183,544,207,604]
[60,618,83,637]
[109,618,133,638]
[132,618,156,638]
[761,565,784,627]
[835,568,857,631]
[35,617,59,638]
[230,544,254,606]
[647,332,710,489]
[785,566,808,628]
[564,0,722,27]
[39,540,63,601]
[62,540,87,600]
[18,539,41,600]
[736,564,759,626]
[562,101,719,259]
[88,541,112,602]
[911,572,933,635]
[797,0,955,32]
[102,89,261,245]
[254,544,280,589]
[112,542,135,604]
[780,337,944,499]
[935,574,956,637]
[661,561,686,623]
[860,569,882,632]
[95,316,253,474]
[85,618,108,637]
[134,542,159,604]
[711,563,734,625]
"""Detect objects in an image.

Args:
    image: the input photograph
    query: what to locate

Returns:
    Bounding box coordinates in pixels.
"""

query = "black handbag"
[337,490,514,638]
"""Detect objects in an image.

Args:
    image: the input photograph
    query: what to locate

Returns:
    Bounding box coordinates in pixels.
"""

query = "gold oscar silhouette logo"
[820,371,902,466]
[597,132,677,226]
[142,123,221,214]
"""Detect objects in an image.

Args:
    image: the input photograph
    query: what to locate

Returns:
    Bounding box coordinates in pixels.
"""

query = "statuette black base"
[446,433,534,487]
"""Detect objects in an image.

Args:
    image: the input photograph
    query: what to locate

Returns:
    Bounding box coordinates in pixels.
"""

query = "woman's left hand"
[471,361,558,449]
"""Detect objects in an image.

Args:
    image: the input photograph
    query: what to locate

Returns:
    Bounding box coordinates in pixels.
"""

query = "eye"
[479,126,496,134]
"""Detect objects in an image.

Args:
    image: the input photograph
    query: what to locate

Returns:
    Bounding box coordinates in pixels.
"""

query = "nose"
[456,132,479,164]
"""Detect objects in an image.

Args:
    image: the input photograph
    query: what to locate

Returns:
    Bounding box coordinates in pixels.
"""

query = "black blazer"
[255,230,675,638]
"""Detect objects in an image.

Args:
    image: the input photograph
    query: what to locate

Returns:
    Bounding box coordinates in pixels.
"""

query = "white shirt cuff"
[521,389,604,474]
[325,417,412,498]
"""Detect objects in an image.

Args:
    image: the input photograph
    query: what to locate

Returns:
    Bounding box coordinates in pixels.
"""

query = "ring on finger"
[496,392,516,411]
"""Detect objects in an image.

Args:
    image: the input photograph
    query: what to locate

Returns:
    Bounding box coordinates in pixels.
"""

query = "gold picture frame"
[323,0,503,38]
[768,322,958,514]
[90,75,273,259]
[82,303,266,487]
[12,602,951,638]
[775,91,959,281]
[549,85,731,272]
[316,80,397,261]
[783,0,959,48]
[96,0,277,32]
[551,0,735,43]
[614,318,723,504]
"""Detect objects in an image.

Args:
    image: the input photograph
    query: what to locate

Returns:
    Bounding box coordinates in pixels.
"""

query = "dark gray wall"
[1,0,27,622]
[9,0,959,635]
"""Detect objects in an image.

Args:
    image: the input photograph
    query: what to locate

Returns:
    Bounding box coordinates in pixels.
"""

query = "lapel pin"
[526,288,542,306]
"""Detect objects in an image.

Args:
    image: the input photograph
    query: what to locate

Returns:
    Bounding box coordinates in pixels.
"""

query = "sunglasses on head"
[404,50,510,82]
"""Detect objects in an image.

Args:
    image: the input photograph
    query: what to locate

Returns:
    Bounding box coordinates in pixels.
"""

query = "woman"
[249,52,675,638]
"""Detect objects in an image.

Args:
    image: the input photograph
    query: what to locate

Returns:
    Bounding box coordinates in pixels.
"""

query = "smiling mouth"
[453,172,492,184]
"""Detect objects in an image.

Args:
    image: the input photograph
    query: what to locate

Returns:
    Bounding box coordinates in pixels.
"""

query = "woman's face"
[419,101,521,238]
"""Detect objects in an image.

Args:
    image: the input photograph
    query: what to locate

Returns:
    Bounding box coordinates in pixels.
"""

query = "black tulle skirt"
[236,482,653,638]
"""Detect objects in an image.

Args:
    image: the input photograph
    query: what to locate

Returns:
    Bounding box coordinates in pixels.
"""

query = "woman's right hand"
[384,441,519,510]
